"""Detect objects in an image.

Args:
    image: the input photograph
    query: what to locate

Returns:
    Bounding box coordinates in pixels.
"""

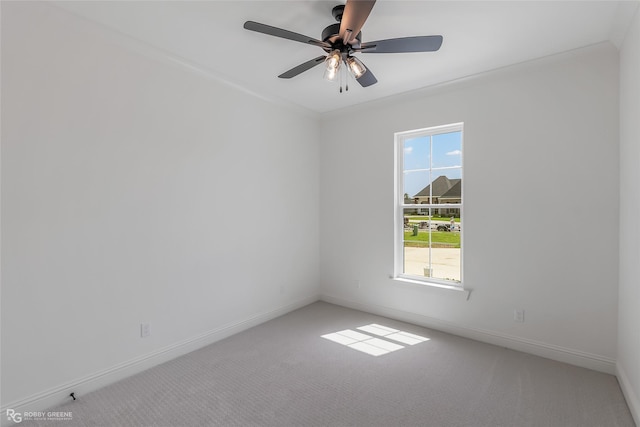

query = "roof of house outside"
[440,180,461,199]
[414,176,461,198]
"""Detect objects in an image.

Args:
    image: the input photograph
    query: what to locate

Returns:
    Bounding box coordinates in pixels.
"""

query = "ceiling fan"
[243,0,443,91]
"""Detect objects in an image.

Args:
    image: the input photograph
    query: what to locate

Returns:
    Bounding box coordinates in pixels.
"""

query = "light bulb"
[345,56,366,79]
[327,55,340,69]
[324,66,338,81]
[323,50,341,82]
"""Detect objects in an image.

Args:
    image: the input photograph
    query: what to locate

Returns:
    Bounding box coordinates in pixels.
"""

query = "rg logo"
[6,409,22,423]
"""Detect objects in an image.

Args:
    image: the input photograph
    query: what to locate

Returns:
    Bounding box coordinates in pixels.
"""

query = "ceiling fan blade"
[244,21,330,49]
[278,56,326,79]
[356,65,377,87]
[339,0,376,45]
[360,35,443,53]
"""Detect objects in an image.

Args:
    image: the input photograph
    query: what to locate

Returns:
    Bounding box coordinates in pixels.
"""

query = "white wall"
[0,0,632,418]
[617,4,640,424]
[319,43,620,372]
[1,1,319,410]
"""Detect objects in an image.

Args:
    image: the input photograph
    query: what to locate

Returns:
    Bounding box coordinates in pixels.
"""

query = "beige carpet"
[19,302,634,426]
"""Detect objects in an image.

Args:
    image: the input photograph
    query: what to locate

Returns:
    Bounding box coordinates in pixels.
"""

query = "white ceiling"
[52,1,637,114]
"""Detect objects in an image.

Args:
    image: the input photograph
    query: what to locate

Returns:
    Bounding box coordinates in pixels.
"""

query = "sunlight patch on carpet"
[321,324,429,356]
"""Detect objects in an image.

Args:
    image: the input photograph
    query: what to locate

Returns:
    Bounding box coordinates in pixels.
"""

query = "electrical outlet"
[355,279,361,289]
[140,323,151,338]
[514,309,525,323]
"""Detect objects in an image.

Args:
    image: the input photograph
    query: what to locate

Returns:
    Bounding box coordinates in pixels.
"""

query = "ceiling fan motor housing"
[321,23,341,43]
[322,23,361,48]
[323,5,362,47]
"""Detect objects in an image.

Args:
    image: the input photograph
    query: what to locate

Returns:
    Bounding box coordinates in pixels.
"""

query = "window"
[394,123,463,286]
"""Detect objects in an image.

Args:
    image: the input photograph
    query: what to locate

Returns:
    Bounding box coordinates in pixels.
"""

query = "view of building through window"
[396,124,463,285]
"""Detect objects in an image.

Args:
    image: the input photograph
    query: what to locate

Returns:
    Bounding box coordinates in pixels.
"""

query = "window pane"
[403,208,461,283]
[403,136,430,170]
[432,131,462,169]
[403,136,431,201]
[403,208,432,277]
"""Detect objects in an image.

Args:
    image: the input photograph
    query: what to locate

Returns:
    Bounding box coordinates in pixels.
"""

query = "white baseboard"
[617,362,640,426]
[1,295,319,427]
[320,294,617,375]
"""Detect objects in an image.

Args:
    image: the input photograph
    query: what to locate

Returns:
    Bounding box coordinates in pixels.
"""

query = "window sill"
[391,276,471,300]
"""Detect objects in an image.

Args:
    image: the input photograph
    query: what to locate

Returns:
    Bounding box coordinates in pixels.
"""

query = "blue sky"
[403,131,462,198]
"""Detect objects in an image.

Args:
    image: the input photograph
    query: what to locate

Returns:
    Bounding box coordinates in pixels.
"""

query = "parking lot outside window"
[394,123,463,287]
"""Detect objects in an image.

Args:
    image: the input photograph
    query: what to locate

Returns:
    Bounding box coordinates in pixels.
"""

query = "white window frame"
[394,122,464,288]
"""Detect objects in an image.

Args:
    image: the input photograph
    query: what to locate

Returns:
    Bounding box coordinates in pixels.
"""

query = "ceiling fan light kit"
[243,0,443,92]
[323,51,366,83]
